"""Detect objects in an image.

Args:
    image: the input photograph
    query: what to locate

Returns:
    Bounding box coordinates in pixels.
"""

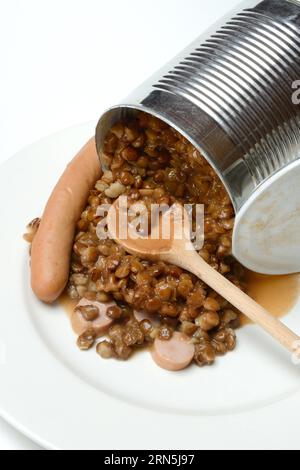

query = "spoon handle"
[167,250,300,354]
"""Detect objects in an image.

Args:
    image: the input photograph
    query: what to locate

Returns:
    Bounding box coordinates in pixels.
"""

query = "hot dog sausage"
[151,332,195,371]
[71,298,115,336]
[31,138,102,303]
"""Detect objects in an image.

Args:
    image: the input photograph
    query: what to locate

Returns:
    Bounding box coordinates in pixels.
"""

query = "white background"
[0,0,242,450]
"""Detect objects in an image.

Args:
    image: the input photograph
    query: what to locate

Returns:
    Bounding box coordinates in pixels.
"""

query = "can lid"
[232,160,300,275]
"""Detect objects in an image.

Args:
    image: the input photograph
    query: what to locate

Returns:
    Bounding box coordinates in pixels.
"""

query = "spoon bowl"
[106,199,191,259]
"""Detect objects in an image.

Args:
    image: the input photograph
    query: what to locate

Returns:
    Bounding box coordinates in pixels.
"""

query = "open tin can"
[96,0,300,275]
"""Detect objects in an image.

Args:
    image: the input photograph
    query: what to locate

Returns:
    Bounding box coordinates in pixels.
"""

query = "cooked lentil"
[107,305,123,320]
[96,340,115,359]
[77,329,96,351]
[75,304,99,322]
[23,218,41,243]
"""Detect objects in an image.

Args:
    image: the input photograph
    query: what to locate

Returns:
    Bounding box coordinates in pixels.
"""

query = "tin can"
[96,0,300,274]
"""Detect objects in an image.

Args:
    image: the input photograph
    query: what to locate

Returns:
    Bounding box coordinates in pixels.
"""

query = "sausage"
[71,298,115,336]
[31,138,102,303]
[151,332,195,371]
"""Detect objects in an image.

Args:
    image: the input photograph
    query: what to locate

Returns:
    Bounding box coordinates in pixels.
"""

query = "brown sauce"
[59,292,77,318]
[241,271,300,326]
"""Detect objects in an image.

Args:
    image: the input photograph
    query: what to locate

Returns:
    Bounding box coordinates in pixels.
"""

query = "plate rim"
[1,123,300,450]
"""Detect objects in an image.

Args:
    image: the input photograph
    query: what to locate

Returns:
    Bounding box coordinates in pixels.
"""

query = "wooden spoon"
[107,201,300,354]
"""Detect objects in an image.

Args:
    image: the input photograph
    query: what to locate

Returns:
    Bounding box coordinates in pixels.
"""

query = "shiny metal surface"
[96,0,300,212]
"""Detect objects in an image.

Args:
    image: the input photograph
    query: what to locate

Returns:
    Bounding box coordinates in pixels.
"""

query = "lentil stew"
[66,112,245,367]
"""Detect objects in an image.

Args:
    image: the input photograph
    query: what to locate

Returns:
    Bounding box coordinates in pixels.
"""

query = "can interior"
[233,160,300,275]
[95,104,237,212]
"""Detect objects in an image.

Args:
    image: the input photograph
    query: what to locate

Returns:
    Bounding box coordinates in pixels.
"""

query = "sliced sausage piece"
[31,138,102,303]
[71,298,116,337]
[151,332,195,372]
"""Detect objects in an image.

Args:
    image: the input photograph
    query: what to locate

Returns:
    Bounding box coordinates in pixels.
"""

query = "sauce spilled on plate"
[59,293,77,318]
[59,273,300,328]
[241,271,300,326]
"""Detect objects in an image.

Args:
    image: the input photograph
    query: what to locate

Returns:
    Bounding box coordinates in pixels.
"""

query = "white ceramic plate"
[1,123,300,450]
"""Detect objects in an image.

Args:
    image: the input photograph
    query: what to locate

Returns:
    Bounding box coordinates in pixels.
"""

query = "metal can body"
[96,0,300,275]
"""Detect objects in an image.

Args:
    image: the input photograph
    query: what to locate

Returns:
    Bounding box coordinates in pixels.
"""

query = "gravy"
[59,292,77,318]
[241,271,300,326]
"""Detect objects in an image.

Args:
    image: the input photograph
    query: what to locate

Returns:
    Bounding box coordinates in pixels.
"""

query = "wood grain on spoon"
[107,200,300,355]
